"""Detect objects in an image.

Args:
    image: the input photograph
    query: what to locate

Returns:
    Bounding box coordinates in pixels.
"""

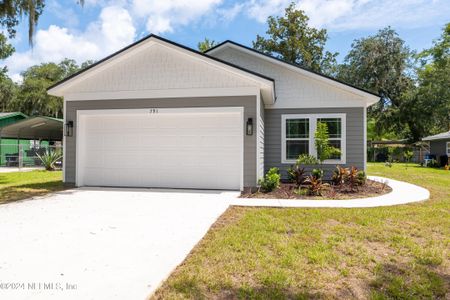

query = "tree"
[412,23,450,135]
[253,2,338,75]
[314,122,340,163]
[0,73,16,111]
[1,0,83,46]
[197,38,217,52]
[8,58,93,118]
[337,27,415,139]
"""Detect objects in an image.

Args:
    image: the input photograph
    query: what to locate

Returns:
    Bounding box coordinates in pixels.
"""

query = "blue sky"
[3,0,450,81]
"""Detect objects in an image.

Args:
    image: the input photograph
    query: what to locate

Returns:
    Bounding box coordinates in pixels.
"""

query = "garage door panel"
[78,109,243,190]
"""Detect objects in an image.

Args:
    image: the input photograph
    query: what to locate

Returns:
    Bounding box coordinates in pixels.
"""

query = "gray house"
[47,35,379,190]
[422,131,450,166]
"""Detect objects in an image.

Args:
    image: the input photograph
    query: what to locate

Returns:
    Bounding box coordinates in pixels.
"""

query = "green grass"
[153,163,450,299]
[0,170,64,204]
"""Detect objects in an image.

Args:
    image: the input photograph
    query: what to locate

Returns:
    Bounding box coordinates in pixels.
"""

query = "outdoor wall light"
[64,121,73,137]
[246,118,253,136]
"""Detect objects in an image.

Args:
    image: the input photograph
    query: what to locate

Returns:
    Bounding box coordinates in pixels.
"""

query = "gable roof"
[47,34,275,102]
[422,131,450,141]
[206,40,381,103]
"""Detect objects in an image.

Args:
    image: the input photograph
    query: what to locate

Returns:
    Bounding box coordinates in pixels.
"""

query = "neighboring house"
[422,131,450,166]
[47,35,379,190]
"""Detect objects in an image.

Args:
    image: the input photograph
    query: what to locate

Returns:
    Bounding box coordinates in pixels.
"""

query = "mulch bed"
[240,179,392,200]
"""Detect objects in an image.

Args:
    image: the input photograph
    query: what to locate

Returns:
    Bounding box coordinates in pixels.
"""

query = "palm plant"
[37,149,62,171]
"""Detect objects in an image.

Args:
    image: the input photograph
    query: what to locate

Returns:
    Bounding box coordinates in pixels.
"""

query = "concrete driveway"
[0,188,238,300]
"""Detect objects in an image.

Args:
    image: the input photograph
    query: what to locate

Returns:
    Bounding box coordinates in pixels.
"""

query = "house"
[422,131,450,166]
[47,35,379,190]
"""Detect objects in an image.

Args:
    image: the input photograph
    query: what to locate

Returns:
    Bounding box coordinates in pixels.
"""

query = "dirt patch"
[241,179,392,200]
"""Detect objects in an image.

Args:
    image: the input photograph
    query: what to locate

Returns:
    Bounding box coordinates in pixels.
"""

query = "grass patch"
[153,163,450,299]
[0,170,64,204]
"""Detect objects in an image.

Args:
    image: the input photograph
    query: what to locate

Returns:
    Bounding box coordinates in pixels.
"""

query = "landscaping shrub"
[288,154,319,187]
[37,149,63,171]
[345,166,361,191]
[311,168,323,180]
[356,170,367,186]
[258,167,281,192]
[305,175,326,196]
[314,122,340,163]
[427,159,439,168]
[332,165,349,186]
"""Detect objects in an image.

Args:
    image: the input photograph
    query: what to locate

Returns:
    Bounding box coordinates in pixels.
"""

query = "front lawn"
[0,170,64,205]
[153,163,450,299]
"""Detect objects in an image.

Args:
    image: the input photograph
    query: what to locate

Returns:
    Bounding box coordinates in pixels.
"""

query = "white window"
[447,142,450,155]
[282,114,346,164]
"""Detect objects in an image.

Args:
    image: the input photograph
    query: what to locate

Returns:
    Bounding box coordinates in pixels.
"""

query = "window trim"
[281,113,346,164]
[446,142,450,156]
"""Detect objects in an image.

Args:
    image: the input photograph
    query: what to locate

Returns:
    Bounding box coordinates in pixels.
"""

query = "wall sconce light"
[246,118,253,135]
[64,121,73,137]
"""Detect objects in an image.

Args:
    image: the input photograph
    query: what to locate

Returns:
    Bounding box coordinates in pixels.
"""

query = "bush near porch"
[153,163,450,299]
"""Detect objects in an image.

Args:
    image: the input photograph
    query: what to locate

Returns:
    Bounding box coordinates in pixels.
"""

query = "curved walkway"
[228,176,430,208]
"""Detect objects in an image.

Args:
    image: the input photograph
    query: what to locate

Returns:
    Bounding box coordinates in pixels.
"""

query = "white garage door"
[76,108,243,190]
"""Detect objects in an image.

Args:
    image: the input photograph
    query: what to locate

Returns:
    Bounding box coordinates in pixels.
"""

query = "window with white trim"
[282,114,346,164]
[447,142,450,155]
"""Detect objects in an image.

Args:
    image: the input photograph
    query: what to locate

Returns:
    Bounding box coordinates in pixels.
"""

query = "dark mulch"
[240,179,392,200]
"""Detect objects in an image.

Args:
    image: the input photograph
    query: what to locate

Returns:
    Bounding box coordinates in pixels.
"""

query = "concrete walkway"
[230,176,430,208]
[0,167,44,173]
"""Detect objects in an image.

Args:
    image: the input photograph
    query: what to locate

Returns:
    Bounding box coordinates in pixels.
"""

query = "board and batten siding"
[265,107,365,178]
[65,96,258,187]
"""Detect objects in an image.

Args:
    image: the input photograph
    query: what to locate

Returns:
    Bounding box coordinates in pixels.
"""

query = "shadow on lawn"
[0,180,68,205]
[156,261,450,300]
[157,278,325,300]
[369,262,449,299]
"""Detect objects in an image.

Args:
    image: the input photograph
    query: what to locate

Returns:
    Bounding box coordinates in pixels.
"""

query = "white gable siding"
[64,43,257,94]
[210,47,367,108]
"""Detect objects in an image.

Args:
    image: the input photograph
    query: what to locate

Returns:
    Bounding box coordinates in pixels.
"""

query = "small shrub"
[305,175,325,196]
[345,166,360,191]
[297,154,320,165]
[288,154,319,187]
[427,159,439,168]
[356,170,367,186]
[287,165,306,186]
[311,168,323,180]
[258,167,280,192]
[332,165,349,186]
[37,149,63,171]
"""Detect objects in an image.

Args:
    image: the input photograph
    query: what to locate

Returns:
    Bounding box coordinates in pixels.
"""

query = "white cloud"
[245,0,450,30]
[131,0,223,34]
[3,5,136,81]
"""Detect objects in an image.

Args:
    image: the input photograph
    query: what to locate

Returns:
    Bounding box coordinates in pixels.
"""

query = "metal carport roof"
[0,116,63,140]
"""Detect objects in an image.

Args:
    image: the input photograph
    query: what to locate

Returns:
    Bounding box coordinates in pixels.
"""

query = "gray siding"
[265,107,365,178]
[65,96,257,187]
[430,139,449,157]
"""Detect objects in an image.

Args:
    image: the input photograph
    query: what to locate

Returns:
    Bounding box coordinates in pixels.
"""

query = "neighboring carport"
[0,116,63,167]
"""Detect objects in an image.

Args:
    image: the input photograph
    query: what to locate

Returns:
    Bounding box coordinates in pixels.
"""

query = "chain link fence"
[0,143,62,169]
